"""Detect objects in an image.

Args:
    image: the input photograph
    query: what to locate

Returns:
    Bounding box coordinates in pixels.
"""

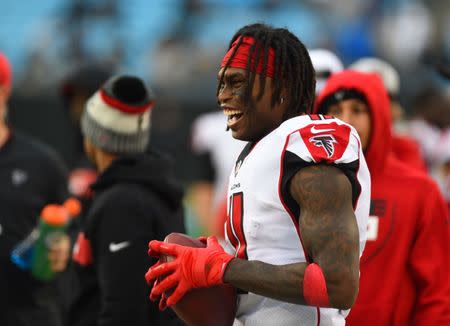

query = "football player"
[146,23,371,325]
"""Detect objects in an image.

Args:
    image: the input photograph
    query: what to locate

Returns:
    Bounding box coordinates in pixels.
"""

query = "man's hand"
[145,236,234,307]
[48,234,71,273]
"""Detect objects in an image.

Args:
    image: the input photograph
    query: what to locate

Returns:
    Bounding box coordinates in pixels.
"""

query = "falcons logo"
[309,135,337,158]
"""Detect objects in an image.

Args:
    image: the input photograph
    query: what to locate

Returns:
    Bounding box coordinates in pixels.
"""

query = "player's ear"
[277,87,290,113]
[279,91,287,105]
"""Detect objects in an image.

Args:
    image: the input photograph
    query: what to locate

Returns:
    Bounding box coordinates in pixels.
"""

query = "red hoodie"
[315,71,450,325]
[391,135,427,172]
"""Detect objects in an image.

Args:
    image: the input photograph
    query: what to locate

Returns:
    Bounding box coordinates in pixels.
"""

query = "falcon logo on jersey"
[309,134,337,158]
[299,122,352,163]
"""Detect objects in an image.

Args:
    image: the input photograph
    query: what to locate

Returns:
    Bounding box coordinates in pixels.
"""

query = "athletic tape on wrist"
[303,263,330,307]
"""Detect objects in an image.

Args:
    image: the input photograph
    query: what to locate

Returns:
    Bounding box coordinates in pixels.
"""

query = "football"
[161,233,237,326]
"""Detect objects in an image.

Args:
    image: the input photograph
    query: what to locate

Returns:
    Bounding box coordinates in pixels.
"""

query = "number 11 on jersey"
[226,192,248,259]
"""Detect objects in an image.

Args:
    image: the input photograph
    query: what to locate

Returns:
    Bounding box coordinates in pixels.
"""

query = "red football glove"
[145,261,168,310]
[145,236,234,307]
[154,278,169,311]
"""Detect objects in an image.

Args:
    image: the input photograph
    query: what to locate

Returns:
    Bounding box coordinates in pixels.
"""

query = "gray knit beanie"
[81,75,154,154]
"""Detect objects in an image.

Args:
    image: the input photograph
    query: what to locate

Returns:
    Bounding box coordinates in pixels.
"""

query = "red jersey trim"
[226,141,259,259]
[352,134,363,210]
[226,200,238,250]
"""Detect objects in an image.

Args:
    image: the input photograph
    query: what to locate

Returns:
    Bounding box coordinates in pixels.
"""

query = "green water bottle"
[31,199,80,281]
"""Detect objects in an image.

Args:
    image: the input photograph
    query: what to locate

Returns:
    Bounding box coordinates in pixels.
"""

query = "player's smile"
[222,106,244,129]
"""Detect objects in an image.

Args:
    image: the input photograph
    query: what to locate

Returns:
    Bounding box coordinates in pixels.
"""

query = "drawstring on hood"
[314,70,392,176]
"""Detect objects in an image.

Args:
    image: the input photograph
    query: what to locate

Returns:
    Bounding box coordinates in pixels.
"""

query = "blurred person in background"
[409,88,450,163]
[60,64,112,213]
[315,70,450,325]
[350,57,427,172]
[70,75,184,326]
[0,53,71,326]
[59,63,112,322]
[308,48,344,96]
[409,87,450,212]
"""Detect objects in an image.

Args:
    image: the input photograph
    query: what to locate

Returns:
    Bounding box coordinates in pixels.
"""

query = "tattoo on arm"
[223,165,359,309]
[290,164,360,308]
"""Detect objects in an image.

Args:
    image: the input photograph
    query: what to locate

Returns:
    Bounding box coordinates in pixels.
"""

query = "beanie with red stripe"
[81,75,154,154]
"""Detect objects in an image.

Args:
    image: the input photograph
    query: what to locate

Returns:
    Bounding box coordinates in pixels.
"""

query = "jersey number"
[226,192,248,259]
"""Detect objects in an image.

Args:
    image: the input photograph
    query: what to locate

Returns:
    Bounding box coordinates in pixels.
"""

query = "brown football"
[161,233,237,326]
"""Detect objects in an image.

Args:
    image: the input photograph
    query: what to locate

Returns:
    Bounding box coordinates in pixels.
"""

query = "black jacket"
[0,132,68,326]
[70,151,185,326]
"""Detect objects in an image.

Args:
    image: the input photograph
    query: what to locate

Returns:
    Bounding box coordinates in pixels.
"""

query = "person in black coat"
[0,52,70,326]
[70,75,185,326]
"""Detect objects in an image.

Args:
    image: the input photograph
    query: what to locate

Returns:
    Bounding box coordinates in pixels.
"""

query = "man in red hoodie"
[315,70,450,325]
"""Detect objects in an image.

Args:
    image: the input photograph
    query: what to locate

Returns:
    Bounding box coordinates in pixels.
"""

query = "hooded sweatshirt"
[315,71,450,325]
[70,151,185,326]
[391,134,427,172]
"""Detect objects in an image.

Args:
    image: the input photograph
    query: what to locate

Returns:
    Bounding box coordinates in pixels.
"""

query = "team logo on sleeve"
[299,122,352,163]
[309,134,337,158]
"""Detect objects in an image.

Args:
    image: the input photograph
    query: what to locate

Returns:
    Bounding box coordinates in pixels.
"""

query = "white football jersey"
[224,114,371,326]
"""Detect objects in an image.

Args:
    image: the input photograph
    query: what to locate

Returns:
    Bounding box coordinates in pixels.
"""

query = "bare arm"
[223,165,360,309]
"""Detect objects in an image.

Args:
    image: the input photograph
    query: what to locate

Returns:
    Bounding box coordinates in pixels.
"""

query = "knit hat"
[81,75,154,154]
[0,52,12,90]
